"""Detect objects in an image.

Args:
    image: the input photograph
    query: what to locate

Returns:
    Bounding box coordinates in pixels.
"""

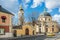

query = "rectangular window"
[39,24,41,27]
[46,28,48,32]
[39,28,41,33]
[36,32,39,34]
[45,25,48,27]
[1,16,6,23]
[52,25,54,27]
[52,28,54,32]
[0,29,5,35]
[2,18,6,23]
[45,18,46,20]
[49,18,50,21]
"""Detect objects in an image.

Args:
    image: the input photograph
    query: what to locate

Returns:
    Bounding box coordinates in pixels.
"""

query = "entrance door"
[13,30,17,37]
[25,28,29,35]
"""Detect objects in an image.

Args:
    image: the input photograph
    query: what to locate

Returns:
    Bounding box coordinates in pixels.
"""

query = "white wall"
[0,33,13,38]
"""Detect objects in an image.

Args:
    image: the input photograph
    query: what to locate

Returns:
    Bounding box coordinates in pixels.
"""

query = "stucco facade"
[13,24,35,36]
[0,6,13,38]
[0,12,13,32]
[35,11,59,35]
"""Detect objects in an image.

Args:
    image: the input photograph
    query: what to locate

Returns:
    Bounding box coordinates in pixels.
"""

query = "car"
[46,32,55,37]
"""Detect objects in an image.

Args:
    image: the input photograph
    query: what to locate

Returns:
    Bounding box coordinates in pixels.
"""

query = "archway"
[33,30,34,35]
[13,30,17,37]
[25,28,29,35]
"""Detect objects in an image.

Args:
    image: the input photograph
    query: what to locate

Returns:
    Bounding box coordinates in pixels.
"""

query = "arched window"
[49,18,50,21]
[46,28,48,32]
[52,28,54,32]
[1,16,6,23]
[25,28,29,35]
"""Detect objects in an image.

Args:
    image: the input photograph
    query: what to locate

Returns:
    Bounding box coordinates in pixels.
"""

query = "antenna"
[44,7,46,12]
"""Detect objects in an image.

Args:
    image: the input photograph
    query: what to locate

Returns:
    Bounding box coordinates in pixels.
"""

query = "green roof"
[0,5,14,15]
[40,12,51,16]
[40,9,51,17]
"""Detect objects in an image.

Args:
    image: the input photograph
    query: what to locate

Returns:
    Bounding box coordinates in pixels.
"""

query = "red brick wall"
[0,26,9,32]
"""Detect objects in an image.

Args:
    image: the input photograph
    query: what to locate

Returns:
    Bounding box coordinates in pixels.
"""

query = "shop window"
[0,29,5,35]
[1,16,6,23]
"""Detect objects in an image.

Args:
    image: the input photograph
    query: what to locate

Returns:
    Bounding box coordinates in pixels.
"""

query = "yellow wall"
[46,22,59,33]
[13,25,34,36]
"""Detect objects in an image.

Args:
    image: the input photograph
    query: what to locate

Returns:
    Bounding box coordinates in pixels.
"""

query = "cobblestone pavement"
[44,37,60,40]
[0,35,46,40]
[0,34,60,40]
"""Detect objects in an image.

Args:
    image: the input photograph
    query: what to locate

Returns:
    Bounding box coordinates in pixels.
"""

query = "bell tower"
[18,5,24,26]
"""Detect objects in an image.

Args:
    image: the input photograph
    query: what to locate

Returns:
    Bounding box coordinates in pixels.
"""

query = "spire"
[44,7,46,12]
[0,5,1,7]
[0,5,1,8]
[18,4,24,25]
[20,4,23,10]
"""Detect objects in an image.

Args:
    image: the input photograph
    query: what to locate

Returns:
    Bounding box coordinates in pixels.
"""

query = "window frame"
[46,28,48,32]
[0,28,5,35]
[1,16,6,23]
[52,28,54,32]
[52,25,54,27]
[39,28,41,33]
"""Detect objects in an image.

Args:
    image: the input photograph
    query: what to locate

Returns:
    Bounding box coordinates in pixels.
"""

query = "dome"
[43,12,51,16]
[40,9,51,17]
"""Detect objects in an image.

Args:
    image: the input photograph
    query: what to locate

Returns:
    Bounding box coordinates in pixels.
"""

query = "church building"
[35,9,59,36]
[12,5,59,37]
[12,5,35,37]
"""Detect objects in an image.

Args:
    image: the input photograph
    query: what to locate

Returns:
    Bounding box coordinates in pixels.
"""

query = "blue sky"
[0,0,60,25]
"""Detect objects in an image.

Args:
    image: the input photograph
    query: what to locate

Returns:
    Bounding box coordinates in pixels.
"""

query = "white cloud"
[0,0,19,13]
[59,8,60,12]
[10,0,18,1]
[25,0,30,3]
[0,0,18,7]
[22,0,30,3]
[47,9,52,12]
[45,0,60,10]
[22,0,31,9]
[31,0,44,8]
[52,14,60,24]
[30,0,60,11]
[0,0,19,25]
